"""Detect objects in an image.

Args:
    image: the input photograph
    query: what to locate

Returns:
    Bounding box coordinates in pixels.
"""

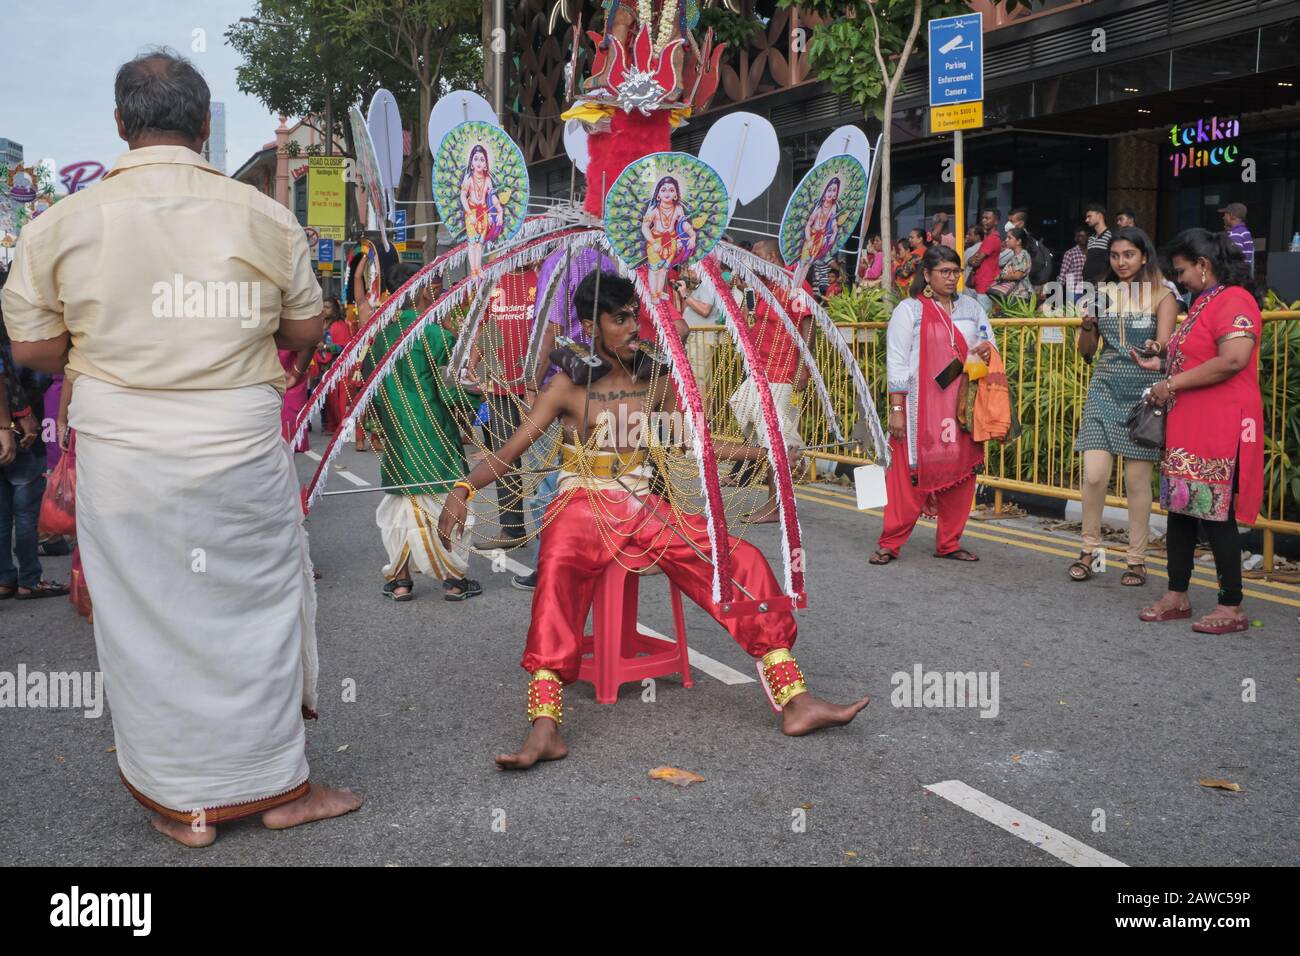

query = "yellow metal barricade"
[685,310,1300,569]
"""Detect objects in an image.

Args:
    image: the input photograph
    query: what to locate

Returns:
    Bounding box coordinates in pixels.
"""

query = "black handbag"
[1126,398,1166,450]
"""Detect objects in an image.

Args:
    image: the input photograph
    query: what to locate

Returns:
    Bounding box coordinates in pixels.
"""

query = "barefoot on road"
[781,692,870,736]
[496,718,569,770]
[262,785,363,830]
[151,814,218,848]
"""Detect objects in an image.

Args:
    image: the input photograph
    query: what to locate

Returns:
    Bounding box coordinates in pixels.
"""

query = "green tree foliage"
[227,0,482,249]
[698,4,760,61]
[776,1,1029,278]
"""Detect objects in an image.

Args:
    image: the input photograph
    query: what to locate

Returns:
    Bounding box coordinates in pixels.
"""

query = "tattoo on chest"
[587,389,649,403]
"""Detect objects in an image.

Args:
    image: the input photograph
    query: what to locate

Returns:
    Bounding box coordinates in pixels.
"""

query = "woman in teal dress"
[1069,227,1178,586]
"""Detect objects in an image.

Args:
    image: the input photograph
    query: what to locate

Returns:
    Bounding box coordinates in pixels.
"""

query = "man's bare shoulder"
[539,369,580,405]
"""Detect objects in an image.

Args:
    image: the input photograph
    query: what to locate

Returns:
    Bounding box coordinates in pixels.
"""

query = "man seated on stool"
[438,270,868,770]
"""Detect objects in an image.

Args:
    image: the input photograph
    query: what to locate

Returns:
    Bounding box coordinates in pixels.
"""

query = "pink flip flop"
[1191,616,1249,634]
[1138,605,1192,622]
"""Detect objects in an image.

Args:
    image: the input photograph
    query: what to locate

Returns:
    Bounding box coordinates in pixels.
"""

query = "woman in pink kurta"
[1134,229,1263,634]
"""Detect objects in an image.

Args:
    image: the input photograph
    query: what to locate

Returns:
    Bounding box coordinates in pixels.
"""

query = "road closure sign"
[928,13,983,107]
[307,156,346,242]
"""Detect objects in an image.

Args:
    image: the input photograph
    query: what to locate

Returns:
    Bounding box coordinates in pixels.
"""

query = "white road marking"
[924,779,1128,867]
[303,450,322,461]
[635,623,756,685]
[334,468,371,487]
[471,548,755,686]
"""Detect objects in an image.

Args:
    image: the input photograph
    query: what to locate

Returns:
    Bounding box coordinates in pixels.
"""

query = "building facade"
[203,101,227,174]
[0,137,23,169]
[509,1,1300,287]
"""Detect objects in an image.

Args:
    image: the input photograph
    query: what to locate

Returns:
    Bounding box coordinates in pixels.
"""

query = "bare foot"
[261,785,363,829]
[781,692,870,736]
[151,814,217,848]
[747,501,781,524]
[496,718,568,770]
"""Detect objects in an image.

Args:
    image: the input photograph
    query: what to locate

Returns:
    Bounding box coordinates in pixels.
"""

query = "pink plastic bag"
[38,432,76,536]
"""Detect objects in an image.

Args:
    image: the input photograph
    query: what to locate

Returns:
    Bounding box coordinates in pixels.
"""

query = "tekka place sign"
[1169,116,1241,177]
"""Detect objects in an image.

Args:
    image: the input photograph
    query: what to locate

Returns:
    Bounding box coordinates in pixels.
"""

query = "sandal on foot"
[0,585,15,601]
[382,579,415,602]
[869,549,898,565]
[1068,551,1094,582]
[1192,614,1249,635]
[15,580,69,600]
[1120,564,1147,587]
[934,548,979,562]
[443,577,482,602]
[1138,603,1192,622]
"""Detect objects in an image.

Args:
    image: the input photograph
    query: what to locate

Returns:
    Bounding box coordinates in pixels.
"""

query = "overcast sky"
[4,0,283,180]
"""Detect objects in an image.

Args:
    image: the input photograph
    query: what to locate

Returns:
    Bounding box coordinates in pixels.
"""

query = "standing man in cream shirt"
[2,48,361,846]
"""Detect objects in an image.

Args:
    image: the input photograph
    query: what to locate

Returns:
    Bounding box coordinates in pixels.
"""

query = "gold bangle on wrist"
[453,480,477,501]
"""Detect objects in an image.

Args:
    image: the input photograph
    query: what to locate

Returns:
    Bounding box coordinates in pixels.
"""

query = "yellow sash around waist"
[559,444,649,480]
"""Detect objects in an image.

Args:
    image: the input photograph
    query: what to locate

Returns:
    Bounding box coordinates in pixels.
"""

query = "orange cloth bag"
[973,345,1012,442]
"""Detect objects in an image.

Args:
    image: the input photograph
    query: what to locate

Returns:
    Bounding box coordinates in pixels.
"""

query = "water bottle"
[1290,232,1300,252]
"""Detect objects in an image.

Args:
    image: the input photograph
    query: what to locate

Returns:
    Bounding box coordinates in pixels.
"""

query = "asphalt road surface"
[3,443,1296,866]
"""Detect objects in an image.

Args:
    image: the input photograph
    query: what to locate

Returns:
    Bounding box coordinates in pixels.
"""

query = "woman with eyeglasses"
[1132,228,1264,633]
[871,244,993,565]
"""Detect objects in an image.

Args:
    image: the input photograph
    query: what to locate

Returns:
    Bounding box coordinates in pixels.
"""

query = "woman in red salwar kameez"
[1134,229,1263,634]
[278,347,311,452]
[323,309,354,435]
[871,245,994,565]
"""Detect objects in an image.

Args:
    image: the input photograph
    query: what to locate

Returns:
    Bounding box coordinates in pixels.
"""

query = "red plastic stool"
[577,560,694,704]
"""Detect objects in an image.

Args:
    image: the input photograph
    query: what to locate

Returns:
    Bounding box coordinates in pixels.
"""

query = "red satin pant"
[877,437,977,555]
[524,489,796,682]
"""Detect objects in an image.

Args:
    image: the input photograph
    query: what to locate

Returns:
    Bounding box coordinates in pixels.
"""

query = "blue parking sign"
[393,209,407,244]
[318,238,334,264]
[928,13,983,107]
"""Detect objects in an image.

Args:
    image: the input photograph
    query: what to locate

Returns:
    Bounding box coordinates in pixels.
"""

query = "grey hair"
[114,47,210,141]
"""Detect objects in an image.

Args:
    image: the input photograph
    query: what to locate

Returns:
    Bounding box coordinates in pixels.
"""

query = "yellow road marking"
[795,487,1300,609]
[798,484,1300,594]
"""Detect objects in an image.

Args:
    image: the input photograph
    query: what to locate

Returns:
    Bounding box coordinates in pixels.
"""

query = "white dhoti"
[375,492,473,581]
[728,378,806,454]
[71,377,316,822]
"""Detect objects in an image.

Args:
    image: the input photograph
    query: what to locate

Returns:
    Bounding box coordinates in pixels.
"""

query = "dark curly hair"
[1163,227,1260,306]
